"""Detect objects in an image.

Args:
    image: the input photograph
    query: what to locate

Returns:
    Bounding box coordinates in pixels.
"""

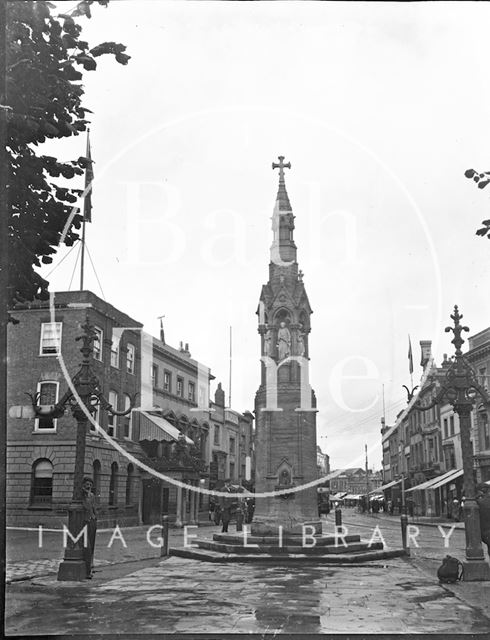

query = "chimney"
[420,340,432,368]
[215,382,225,407]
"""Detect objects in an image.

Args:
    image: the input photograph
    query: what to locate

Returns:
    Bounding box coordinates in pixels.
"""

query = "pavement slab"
[5,554,490,635]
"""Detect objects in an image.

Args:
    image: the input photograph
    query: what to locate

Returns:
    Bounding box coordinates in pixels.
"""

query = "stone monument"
[251,156,321,536]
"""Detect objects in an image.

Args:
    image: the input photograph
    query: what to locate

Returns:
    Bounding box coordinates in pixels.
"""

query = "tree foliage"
[464,168,490,239]
[5,0,130,309]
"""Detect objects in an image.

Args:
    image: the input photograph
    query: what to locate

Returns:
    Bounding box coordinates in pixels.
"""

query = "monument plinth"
[251,156,321,537]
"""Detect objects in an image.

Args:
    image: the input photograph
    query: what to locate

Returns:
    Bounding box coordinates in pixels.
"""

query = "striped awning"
[406,468,461,493]
[429,469,463,490]
[375,479,402,492]
[139,411,194,445]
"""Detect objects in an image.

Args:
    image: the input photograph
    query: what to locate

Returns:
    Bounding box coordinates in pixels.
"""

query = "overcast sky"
[43,1,490,470]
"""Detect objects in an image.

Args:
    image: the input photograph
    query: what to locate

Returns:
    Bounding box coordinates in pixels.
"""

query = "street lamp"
[415,305,490,581]
[28,318,136,581]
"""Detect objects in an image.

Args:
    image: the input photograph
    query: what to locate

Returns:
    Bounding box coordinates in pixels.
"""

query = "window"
[449,415,455,437]
[164,371,171,392]
[229,436,236,455]
[34,381,59,431]
[188,381,195,402]
[177,377,184,398]
[107,390,118,437]
[443,418,448,440]
[31,459,53,505]
[110,336,120,368]
[40,322,62,355]
[109,462,118,506]
[229,462,235,480]
[93,460,101,502]
[151,364,158,388]
[481,413,490,451]
[123,394,131,439]
[241,464,246,479]
[480,367,488,391]
[126,343,135,374]
[93,326,103,361]
[214,424,220,446]
[126,464,134,505]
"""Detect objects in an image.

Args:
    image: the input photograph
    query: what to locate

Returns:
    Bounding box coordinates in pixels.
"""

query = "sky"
[42,1,490,470]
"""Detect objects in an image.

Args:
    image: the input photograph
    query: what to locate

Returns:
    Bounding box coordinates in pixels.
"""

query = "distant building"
[208,383,254,489]
[329,467,381,496]
[316,445,330,478]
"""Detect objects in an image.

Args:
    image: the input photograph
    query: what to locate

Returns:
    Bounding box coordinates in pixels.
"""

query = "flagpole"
[228,326,232,408]
[80,129,92,291]
[79,216,86,291]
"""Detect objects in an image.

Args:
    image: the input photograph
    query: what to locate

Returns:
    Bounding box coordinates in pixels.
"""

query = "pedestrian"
[388,499,394,515]
[407,499,414,518]
[451,498,460,522]
[214,504,222,525]
[476,483,490,555]
[81,477,97,579]
[459,496,465,521]
[246,498,255,523]
[221,505,231,532]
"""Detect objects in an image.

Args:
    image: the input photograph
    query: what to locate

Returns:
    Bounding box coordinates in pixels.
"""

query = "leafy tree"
[5,0,130,310]
[464,169,490,239]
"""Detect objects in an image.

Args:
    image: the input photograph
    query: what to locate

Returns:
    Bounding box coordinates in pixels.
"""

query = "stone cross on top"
[272,156,291,181]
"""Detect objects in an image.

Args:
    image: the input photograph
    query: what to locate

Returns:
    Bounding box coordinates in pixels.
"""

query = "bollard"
[335,505,342,533]
[236,507,244,532]
[400,512,409,553]
[160,515,169,557]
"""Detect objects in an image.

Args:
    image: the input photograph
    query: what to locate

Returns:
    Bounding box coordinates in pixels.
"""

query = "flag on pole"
[83,130,94,222]
[408,335,414,375]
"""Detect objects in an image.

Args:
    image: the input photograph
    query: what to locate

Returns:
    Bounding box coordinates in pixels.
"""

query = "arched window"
[93,460,101,502]
[31,459,53,505]
[109,462,118,506]
[126,464,134,505]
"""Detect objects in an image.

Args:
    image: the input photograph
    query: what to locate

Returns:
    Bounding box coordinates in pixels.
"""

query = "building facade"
[380,333,490,517]
[7,290,254,527]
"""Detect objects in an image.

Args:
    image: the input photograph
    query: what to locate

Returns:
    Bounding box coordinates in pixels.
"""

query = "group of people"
[208,480,255,532]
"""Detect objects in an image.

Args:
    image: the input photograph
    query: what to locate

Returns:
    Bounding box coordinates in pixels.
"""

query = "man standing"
[221,479,232,533]
[476,483,490,556]
[82,477,97,579]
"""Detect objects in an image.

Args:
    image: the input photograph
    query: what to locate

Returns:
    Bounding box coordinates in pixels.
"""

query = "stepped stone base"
[169,531,408,564]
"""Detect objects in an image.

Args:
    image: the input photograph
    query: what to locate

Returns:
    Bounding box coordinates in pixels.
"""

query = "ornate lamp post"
[416,306,490,581]
[28,319,135,581]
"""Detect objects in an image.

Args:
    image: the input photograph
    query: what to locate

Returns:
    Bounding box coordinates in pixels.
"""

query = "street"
[5,511,490,635]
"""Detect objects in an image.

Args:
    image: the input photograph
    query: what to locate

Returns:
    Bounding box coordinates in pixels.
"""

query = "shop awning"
[428,469,463,490]
[139,411,194,445]
[343,494,363,500]
[375,479,402,492]
[405,468,460,493]
[331,492,347,500]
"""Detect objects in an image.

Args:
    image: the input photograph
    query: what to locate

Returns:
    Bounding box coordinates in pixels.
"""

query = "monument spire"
[272,155,292,211]
[270,155,297,267]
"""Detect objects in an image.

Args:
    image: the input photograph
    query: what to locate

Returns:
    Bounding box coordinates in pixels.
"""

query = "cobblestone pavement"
[6,558,112,583]
[5,555,490,635]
